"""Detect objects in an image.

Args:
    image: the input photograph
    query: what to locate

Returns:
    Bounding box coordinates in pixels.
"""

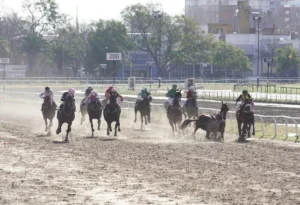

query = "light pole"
[154,11,163,79]
[253,12,262,89]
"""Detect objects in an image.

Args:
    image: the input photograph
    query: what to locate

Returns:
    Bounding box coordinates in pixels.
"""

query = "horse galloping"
[181,102,229,141]
[236,99,255,142]
[41,95,56,134]
[103,95,121,136]
[134,94,152,130]
[87,99,102,137]
[167,92,183,134]
[56,95,75,142]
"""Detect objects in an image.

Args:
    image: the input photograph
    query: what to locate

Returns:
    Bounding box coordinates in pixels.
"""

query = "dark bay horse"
[87,99,102,137]
[56,95,75,142]
[41,95,56,134]
[134,94,152,130]
[80,97,88,125]
[181,102,229,141]
[104,95,121,136]
[182,98,198,120]
[236,99,255,142]
[167,92,183,134]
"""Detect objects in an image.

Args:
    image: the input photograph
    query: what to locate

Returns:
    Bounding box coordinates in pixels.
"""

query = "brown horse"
[181,102,229,141]
[236,99,255,142]
[167,91,183,134]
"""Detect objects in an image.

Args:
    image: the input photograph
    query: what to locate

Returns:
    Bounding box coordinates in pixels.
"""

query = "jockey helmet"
[189,86,195,92]
[87,86,93,91]
[242,90,248,94]
[111,88,117,93]
[45,86,50,91]
[91,90,97,96]
[68,88,76,95]
[142,88,147,92]
[108,85,113,90]
[172,84,177,89]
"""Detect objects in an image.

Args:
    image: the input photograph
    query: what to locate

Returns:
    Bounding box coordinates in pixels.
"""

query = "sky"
[1,0,184,23]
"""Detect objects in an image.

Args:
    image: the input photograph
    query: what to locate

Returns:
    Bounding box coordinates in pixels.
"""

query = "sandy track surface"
[1,101,300,205]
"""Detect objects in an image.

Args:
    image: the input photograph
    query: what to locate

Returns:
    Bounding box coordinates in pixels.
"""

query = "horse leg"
[193,126,199,141]
[252,116,256,136]
[117,118,121,132]
[107,122,110,136]
[98,118,101,131]
[44,117,48,132]
[169,120,175,134]
[90,117,94,137]
[65,122,72,142]
[134,106,138,123]
[237,120,242,138]
[56,120,62,135]
[114,122,119,137]
[205,131,211,140]
[148,110,151,124]
[140,112,143,130]
[48,119,53,136]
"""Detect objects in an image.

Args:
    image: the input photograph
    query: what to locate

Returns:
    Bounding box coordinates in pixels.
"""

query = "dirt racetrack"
[1,100,300,205]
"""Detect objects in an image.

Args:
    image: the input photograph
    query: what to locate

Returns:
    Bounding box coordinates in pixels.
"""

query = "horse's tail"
[180,119,198,130]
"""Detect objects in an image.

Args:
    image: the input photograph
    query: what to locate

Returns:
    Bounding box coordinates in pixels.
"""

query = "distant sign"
[146,61,155,66]
[264,57,273,64]
[0,58,9,64]
[106,53,122,61]
[99,64,107,68]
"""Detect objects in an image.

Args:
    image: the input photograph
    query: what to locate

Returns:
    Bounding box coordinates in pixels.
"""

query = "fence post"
[259,116,265,138]
[284,118,289,141]
[272,118,277,140]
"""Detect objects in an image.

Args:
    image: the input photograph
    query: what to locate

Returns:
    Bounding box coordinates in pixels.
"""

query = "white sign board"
[0,58,9,64]
[264,57,273,64]
[106,53,122,61]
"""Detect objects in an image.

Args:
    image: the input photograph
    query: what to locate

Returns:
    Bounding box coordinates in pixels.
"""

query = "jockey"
[185,86,198,107]
[39,86,56,110]
[105,85,114,100]
[166,84,179,105]
[85,86,93,97]
[138,88,150,100]
[60,88,76,111]
[236,90,253,112]
[83,90,101,105]
[109,88,123,110]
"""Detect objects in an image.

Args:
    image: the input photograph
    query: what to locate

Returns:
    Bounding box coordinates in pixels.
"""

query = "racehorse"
[56,95,75,142]
[236,99,255,142]
[103,95,121,136]
[41,95,56,134]
[134,93,152,130]
[181,102,229,141]
[182,97,198,120]
[80,97,88,125]
[167,91,183,134]
[87,99,102,137]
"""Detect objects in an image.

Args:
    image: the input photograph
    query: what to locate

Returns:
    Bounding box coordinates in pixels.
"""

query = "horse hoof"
[118,129,121,132]
[98,128,100,131]
[56,129,61,135]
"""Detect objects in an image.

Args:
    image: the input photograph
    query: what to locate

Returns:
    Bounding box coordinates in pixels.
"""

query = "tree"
[121,3,211,76]
[21,0,61,76]
[212,41,251,77]
[275,46,300,77]
[84,20,132,77]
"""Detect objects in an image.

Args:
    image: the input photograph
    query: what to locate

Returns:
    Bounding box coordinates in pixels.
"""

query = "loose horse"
[182,98,198,120]
[134,94,152,130]
[167,91,183,134]
[87,99,102,137]
[56,95,75,142]
[41,95,56,134]
[103,95,121,136]
[80,97,88,125]
[181,102,229,141]
[236,99,255,142]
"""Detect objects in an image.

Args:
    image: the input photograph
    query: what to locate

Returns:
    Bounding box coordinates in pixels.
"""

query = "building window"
[285,10,290,15]
[296,11,299,17]
[285,17,289,22]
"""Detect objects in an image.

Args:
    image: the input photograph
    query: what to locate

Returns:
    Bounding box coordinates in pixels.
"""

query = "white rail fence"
[1,90,299,143]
